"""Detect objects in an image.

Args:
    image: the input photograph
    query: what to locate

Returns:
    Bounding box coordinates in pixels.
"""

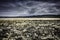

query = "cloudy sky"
[0,0,60,17]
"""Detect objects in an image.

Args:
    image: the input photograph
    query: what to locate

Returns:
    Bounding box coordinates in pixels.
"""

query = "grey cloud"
[0,1,60,17]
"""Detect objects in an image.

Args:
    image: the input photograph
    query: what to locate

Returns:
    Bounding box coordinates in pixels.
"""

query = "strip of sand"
[0,18,60,20]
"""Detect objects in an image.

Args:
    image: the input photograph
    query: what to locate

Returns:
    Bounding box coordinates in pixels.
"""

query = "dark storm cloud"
[0,0,60,2]
[0,1,60,17]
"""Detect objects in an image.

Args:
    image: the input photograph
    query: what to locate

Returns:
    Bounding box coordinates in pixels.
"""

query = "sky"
[0,0,60,17]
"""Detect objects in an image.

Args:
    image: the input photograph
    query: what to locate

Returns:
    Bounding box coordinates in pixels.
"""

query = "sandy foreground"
[0,18,60,40]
